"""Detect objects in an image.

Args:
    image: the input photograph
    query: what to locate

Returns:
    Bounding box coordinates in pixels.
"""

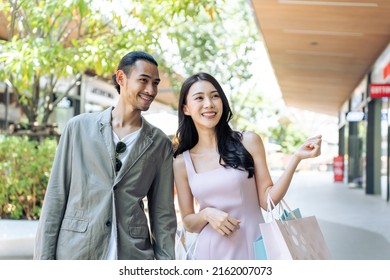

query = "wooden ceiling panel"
[250,0,390,116]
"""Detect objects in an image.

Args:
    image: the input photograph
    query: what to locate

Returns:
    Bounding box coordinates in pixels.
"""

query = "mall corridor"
[278,169,390,260]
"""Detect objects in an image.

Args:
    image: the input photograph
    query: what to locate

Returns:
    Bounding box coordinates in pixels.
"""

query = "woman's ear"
[183,104,190,116]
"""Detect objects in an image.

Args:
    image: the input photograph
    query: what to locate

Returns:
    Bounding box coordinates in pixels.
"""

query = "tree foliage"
[269,120,308,154]
[0,0,114,124]
[0,0,304,151]
[0,0,261,126]
[0,0,215,125]
[0,136,57,219]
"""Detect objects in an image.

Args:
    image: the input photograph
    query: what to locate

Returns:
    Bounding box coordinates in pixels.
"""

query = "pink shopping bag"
[259,194,331,260]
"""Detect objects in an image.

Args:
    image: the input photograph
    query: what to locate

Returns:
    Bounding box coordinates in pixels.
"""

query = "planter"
[0,219,38,260]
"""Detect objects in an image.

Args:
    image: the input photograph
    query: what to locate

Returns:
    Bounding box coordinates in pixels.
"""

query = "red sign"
[370,83,390,98]
[333,156,344,182]
[384,62,390,80]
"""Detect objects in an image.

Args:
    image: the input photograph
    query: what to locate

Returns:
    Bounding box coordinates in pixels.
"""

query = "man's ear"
[116,70,126,86]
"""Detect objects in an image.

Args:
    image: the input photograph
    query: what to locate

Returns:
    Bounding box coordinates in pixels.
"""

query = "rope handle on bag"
[186,230,199,258]
[278,198,298,220]
[175,224,198,259]
[265,191,277,222]
[266,191,298,222]
[176,224,184,248]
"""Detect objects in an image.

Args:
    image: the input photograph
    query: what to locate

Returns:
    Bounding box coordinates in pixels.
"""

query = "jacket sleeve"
[34,122,73,259]
[147,139,177,260]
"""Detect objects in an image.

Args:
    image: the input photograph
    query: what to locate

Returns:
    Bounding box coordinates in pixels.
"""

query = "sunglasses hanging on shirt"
[115,141,126,172]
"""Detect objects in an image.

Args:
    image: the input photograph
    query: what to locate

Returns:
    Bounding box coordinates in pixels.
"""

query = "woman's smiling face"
[183,80,223,130]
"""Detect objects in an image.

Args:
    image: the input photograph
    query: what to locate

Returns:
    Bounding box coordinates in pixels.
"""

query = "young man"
[34,51,177,260]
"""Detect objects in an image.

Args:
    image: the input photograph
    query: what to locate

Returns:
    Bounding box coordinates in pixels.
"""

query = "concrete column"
[339,125,345,156]
[366,98,382,195]
[348,121,361,185]
[387,125,390,201]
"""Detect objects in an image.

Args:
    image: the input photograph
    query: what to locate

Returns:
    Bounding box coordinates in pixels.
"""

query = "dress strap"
[182,150,196,177]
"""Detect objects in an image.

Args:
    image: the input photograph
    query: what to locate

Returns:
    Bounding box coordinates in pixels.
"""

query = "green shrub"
[0,136,57,220]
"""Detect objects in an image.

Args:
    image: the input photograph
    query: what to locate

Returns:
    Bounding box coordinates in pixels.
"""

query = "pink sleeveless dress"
[183,150,265,260]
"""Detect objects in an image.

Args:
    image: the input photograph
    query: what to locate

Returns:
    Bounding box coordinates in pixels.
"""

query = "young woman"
[173,72,322,260]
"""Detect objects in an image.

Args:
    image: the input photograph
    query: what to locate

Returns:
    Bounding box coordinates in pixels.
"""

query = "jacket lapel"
[114,116,154,185]
[98,107,116,175]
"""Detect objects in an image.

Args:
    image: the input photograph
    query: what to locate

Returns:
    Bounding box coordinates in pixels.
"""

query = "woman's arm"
[242,131,322,210]
[173,154,240,236]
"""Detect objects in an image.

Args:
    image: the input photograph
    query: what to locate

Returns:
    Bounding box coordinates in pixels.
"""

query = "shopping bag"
[259,194,331,260]
[253,236,267,259]
[254,198,294,260]
[175,225,198,260]
[280,208,302,221]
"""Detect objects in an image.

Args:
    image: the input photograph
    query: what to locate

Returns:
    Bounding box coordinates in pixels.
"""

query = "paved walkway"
[1,170,389,260]
[0,219,37,259]
[278,170,390,260]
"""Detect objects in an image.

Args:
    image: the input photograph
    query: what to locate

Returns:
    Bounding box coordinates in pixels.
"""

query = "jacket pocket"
[129,225,149,238]
[61,218,89,233]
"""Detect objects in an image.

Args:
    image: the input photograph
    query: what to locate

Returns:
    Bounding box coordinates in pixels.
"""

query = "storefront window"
[358,114,367,189]
[381,98,389,200]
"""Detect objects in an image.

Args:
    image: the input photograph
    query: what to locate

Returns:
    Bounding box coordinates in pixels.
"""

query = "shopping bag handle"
[266,192,298,221]
[278,198,298,220]
[175,224,199,259]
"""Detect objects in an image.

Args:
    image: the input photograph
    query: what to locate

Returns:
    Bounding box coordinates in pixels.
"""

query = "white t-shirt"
[105,128,141,260]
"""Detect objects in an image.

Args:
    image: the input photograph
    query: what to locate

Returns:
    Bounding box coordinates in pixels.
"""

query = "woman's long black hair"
[173,72,254,178]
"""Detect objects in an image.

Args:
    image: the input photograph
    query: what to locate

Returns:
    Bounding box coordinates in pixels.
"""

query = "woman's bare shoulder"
[242,130,263,145]
[173,153,185,170]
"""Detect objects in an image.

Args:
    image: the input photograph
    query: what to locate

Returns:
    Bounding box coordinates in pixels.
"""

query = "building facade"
[339,42,390,201]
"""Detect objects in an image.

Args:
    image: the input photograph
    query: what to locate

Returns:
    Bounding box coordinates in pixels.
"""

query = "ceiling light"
[286,49,354,57]
[346,112,365,122]
[288,65,330,70]
[287,64,350,71]
[283,29,363,36]
[279,1,378,7]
